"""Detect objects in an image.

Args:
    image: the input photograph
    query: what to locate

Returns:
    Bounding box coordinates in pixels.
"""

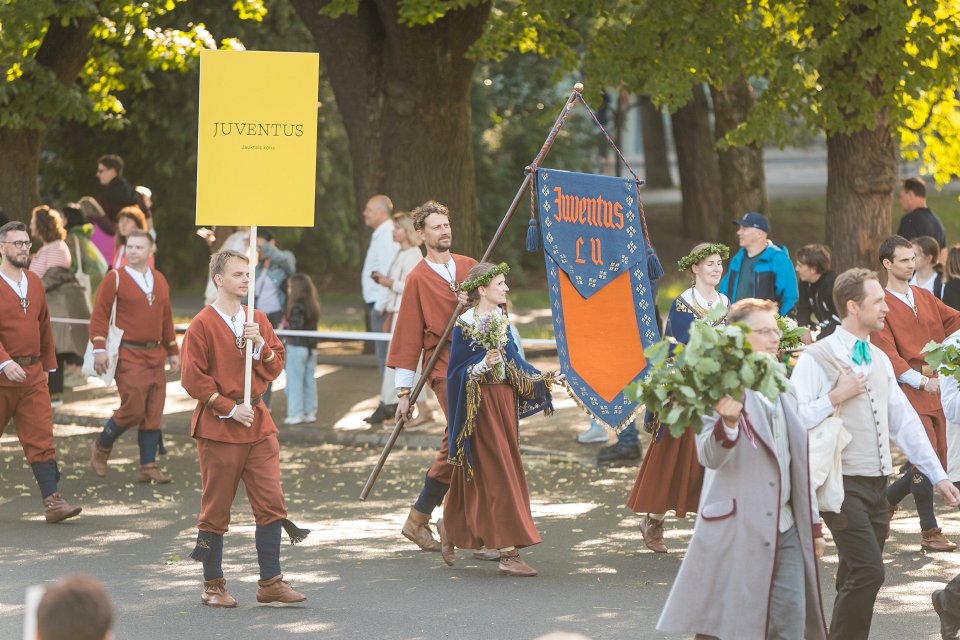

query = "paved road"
[4,424,960,639]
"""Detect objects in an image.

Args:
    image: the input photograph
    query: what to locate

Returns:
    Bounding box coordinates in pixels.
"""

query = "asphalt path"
[3,424,960,639]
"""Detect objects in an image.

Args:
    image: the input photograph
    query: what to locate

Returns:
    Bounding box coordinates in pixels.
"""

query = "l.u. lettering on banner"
[535,168,660,431]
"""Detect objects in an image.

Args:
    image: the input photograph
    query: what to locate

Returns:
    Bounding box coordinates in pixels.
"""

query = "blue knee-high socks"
[137,430,161,464]
[413,473,449,515]
[97,418,123,449]
[256,521,282,581]
[189,530,224,581]
[31,460,60,498]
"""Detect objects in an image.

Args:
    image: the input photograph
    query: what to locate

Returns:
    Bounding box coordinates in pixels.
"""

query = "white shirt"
[123,265,154,298]
[394,257,458,389]
[361,220,399,305]
[910,272,938,295]
[790,325,947,484]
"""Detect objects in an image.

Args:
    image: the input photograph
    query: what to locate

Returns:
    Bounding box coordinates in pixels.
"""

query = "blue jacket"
[720,242,799,315]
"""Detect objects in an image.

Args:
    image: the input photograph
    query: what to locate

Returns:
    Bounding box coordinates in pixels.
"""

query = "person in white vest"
[791,267,960,640]
[932,327,960,639]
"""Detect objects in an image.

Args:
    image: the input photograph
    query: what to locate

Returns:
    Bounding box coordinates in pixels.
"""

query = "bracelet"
[397,388,411,398]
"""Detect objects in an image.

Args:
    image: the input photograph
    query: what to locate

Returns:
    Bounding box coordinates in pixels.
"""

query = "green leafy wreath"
[461,262,511,293]
[677,243,730,272]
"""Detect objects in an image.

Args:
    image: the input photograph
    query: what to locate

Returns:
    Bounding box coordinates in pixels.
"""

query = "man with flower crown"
[386,200,478,553]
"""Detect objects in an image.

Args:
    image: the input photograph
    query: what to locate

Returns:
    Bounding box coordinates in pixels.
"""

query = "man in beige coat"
[657,299,828,640]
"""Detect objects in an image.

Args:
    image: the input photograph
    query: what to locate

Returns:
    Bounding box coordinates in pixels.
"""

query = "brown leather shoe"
[90,440,110,478]
[498,551,537,577]
[138,463,172,484]
[401,507,441,552]
[437,518,456,566]
[640,515,668,553]
[201,578,237,608]
[472,548,500,561]
[256,575,306,604]
[43,493,82,523]
[922,527,958,552]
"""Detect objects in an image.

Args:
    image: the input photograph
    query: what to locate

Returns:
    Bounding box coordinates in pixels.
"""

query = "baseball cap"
[732,212,769,233]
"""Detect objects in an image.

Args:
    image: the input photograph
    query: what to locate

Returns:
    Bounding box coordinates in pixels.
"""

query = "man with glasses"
[0,221,82,523]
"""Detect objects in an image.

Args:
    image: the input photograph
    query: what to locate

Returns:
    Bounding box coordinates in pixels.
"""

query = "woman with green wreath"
[627,242,730,553]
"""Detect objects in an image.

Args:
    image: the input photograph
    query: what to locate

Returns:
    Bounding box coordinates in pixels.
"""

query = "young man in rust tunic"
[0,221,81,522]
[180,249,308,608]
[89,231,179,483]
[872,235,960,552]
[387,201,477,551]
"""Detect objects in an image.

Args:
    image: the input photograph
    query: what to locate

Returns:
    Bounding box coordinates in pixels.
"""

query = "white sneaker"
[576,420,608,444]
[283,415,304,425]
[303,413,316,423]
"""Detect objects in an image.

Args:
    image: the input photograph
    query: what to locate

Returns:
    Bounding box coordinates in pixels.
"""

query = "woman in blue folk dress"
[627,242,730,553]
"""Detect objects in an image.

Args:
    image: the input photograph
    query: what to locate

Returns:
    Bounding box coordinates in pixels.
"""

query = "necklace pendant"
[146,292,155,306]
[19,297,29,311]
[449,282,460,293]
[236,335,245,350]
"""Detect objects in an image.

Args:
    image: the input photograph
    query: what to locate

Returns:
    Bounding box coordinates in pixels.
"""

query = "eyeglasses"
[753,327,783,339]
[0,240,32,250]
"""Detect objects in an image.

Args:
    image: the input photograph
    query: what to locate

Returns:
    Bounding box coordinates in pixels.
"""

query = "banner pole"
[243,225,257,409]
[358,88,586,501]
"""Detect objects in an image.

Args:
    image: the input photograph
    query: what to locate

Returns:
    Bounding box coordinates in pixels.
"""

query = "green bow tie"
[852,339,872,366]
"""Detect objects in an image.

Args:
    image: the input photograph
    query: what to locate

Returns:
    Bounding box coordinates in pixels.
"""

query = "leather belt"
[12,356,39,366]
[121,340,161,350]
[231,395,262,406]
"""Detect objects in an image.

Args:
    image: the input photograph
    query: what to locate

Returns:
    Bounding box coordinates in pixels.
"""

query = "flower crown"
[461,262,511,293]
[677,243,730,272]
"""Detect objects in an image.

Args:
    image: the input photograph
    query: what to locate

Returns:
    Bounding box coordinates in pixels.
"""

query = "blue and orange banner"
[535,168,660,430]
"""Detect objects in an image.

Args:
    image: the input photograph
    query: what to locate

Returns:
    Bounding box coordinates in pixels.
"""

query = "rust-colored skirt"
[443,383,541,550]
[626,427,703,517]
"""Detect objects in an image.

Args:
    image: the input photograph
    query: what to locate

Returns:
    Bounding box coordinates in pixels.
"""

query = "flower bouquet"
[626,310,790,438]
[465,311,510,379]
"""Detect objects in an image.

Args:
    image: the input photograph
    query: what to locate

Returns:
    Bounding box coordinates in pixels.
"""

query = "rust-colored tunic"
[386,254,476,482]
[90,267,177,430]
[0,270,57,463]
[443,383,540,550]
[180,306,287,534]
[872,286,960,466]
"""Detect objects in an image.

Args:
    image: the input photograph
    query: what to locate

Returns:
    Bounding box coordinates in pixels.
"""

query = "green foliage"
[777,314,805,351]
[923,338,960,382]
[625,318,789,438]
[0,0,264,130]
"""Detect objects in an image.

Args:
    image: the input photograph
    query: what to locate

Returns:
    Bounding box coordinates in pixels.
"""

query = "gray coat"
[657,389,828,640]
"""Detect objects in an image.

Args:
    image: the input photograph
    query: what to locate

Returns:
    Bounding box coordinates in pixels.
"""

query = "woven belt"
[12,356,39,366]
[121,340,161,350]
[231,395,262,406]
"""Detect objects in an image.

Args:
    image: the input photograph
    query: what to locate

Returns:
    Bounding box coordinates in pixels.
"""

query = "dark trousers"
[885,463,937,530]
[942,573,960,623]
[821,475,889,640]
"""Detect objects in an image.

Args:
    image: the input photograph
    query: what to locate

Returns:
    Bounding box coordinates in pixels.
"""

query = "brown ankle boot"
[90,440,111,478]
[201,578,237,608]
[401,507,441,551]
[256,575,306,604]
[437,518,455,566]
[498,551,537,577]
[138,463,172,484]
[640,515,668,553]
[43,493,82,523]
[922,527,957,552]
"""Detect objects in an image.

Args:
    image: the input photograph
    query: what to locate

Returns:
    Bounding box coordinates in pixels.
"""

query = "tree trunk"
[711,77,767,247]
[637,95,672,188]
[671,84,722,240]
[291,0,490,259]
[0,128,43,221]
[825,110,898,272]
[0,15,93,220]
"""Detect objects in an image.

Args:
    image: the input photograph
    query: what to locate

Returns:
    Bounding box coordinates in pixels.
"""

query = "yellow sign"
[196,50,319,227]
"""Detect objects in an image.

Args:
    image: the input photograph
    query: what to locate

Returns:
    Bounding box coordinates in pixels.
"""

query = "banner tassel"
[647,246,664,282]
[525,217,541,252]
